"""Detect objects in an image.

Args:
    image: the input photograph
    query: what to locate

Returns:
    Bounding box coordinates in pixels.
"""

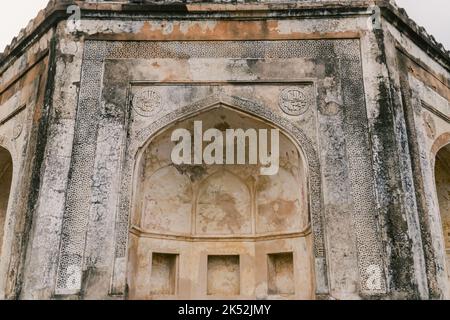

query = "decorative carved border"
[56,38,386,298]
[113,92,328,295]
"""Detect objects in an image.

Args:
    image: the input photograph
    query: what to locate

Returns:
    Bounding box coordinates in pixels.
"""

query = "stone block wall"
[0,0,449,300]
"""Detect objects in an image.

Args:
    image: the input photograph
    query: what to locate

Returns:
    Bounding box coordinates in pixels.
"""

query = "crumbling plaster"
[0,1,449,300]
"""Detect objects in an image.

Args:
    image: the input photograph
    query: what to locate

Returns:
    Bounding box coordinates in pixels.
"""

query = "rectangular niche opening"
[267,252,295,295]
[207,255,240,296]
[150,252,178,295]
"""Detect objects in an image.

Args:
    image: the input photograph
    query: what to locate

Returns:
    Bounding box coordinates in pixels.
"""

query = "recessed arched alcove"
[127,105,314,300]
[0,146,13,261]
[434,143,450,293]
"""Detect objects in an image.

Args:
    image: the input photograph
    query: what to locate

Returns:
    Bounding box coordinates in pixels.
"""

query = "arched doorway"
[0,146,13,260]
[127,106,315,299]
[434,143,450,293]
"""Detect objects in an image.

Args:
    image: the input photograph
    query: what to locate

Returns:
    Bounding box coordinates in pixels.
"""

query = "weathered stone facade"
[0,0,449,300]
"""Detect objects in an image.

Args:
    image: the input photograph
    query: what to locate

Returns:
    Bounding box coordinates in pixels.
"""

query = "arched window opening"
[435,144,450,292]
[0,146,13,259]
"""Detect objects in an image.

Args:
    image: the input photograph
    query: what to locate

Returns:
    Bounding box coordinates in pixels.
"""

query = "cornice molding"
[1,0,449,72]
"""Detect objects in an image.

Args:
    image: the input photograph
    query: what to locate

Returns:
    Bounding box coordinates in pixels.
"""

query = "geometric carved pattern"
[57,39,385,297]
[55,44,105,294]
[117,92,327,297]
[128,92,325,252]
[339,56,387,294]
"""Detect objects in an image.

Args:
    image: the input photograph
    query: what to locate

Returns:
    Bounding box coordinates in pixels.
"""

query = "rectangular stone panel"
[207,255,240,296]
[150,253,178,295]
[268,252,295,295]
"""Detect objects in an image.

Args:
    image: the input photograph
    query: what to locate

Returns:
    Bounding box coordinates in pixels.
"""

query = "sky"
[395,0,450,50]
[0,1,449,53]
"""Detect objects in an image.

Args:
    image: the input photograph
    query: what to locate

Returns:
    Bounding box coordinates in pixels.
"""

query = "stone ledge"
[0,0,449,72]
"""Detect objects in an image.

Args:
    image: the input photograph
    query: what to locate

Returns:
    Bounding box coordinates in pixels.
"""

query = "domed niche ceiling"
[128,105,314,300]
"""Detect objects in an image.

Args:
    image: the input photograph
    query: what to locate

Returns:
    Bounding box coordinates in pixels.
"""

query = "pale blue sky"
[0,1,449,52]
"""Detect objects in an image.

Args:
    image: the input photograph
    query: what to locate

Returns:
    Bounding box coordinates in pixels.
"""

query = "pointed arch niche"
[0,146,13,262]
[127,103,315,300]
[434,142,450,294]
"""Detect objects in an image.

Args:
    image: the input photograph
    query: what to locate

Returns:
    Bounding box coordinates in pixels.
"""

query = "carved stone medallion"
[423,111,436,139]
[13,123,23,140]
[132,88,162,117]
[279,87,310,116]
[13,110,26,140]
